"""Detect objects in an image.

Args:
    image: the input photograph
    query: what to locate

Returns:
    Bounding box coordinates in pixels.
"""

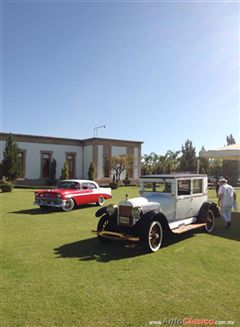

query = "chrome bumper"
[34,198,65,208]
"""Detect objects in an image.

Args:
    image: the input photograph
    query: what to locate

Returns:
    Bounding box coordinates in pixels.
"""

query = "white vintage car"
[93,174,219,252]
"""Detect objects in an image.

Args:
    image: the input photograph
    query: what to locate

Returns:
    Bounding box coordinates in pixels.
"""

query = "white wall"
[0,141,83,179]
[97,145,103,179]
[83,145,93,179]
[134,147,139,179]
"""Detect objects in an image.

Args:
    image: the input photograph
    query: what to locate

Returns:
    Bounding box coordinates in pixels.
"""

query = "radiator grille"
[119,205,132,217]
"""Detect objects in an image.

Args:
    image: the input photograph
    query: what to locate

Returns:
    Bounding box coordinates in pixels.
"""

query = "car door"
[80,182,99,204]
[175,179,193,220]
[190,178,207,216]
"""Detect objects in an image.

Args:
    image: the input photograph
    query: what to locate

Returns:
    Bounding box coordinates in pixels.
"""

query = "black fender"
[198,201,219,222]
[95,206,108,218]
[138,211,171,233]
[209,202,220,217]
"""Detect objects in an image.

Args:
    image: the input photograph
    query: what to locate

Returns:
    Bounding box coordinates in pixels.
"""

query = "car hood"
[118,196,160,213]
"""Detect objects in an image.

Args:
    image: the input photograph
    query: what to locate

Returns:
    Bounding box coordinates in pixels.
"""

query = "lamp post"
[93,125,106,137]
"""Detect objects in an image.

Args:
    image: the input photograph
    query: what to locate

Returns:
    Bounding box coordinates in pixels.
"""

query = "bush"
[13,185,55,190]
[109,183,118,189]
[0,183,13,192]
[88,162,96,181]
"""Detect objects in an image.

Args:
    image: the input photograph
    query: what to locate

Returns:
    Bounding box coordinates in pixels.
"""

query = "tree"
[165,150,181,173]
[109,154,133,184]
[179,139,197,172]
[88,162,96,181]
[208,159,223,178]
[222,135,239,185]
[199,157,210,175]
[60,161,69,180]
[141,152,164,174]
[2,133,22,181]
[226,134,236,145]
[49,158,57,184]
[141,154,152,175]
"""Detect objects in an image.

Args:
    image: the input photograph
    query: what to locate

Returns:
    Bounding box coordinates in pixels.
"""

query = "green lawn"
[1,187,240,327]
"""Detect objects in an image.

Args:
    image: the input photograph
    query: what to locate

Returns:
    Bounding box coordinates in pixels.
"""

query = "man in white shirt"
[218,177,236,228]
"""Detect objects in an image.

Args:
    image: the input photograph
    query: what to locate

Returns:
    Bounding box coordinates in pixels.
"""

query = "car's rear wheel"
[142,220,163,252]
[97,196,105,206]
[62,199,75,212]
[204,209,215,233]
[97,215,112,243]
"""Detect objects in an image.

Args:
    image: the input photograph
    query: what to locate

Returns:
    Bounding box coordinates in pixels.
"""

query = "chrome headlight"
[132,207,141,219]
[106,204,116,216]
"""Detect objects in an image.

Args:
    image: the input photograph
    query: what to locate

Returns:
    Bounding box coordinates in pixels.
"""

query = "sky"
[1,1,239,156]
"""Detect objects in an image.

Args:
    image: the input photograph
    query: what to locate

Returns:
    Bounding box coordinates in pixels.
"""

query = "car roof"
[58,179,97,184]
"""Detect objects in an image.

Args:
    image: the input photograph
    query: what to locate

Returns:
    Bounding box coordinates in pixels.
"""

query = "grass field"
[1,187,240,327]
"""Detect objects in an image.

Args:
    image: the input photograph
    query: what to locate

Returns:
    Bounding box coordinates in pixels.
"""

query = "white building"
[0,133,143,185]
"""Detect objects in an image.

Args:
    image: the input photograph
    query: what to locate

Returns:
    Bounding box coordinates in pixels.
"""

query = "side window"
[177,180,191,196]
[143,182,171,193]
[82,183,97,190]
[71,182,80,189]
[193,179,203,194]
[82,183,89,190]
[88,183,97,190]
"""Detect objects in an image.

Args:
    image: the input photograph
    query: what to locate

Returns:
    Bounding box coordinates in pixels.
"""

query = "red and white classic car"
[34,180,112,212]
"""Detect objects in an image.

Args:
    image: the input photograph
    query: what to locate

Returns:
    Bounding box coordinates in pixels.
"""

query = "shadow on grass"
[10,208,56,215]
[10,204,99,215]
[211,212,240,242]
[54,214,240,263]
[54,231,197,263]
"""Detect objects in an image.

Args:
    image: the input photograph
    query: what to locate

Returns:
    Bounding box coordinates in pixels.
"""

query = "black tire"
[96,196,105,206]
[97,215,112,243]
[204,209,215,233]
[142,220,163,252]
[62,198,75,212]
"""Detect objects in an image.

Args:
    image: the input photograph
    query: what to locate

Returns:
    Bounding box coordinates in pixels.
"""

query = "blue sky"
[1,1,239,155]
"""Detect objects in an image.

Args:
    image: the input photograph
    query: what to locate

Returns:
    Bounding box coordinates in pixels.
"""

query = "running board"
[92,230,140,242]
[171,223,206,234]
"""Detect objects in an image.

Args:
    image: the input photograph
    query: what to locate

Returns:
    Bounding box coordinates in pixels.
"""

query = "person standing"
[218,177,236,228]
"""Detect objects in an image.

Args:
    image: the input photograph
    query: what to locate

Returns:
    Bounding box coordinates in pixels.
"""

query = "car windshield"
[57,181,80,189]
[143,182,172,193]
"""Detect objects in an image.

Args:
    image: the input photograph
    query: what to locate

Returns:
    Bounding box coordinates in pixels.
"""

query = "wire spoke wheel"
[205,209,215,233]
[97,215,112,243]
[143,220,163,252]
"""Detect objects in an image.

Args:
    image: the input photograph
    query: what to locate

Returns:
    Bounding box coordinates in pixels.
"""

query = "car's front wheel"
[142,220,163,252]
[204,209,215,233]
[97,215,112,243]
[62,199,75,212]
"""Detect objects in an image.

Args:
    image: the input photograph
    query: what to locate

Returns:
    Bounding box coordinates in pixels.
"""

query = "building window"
[41,152,52,178]
[66,153,76,179]
[18,150,26,178]
[104,157,110,178]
